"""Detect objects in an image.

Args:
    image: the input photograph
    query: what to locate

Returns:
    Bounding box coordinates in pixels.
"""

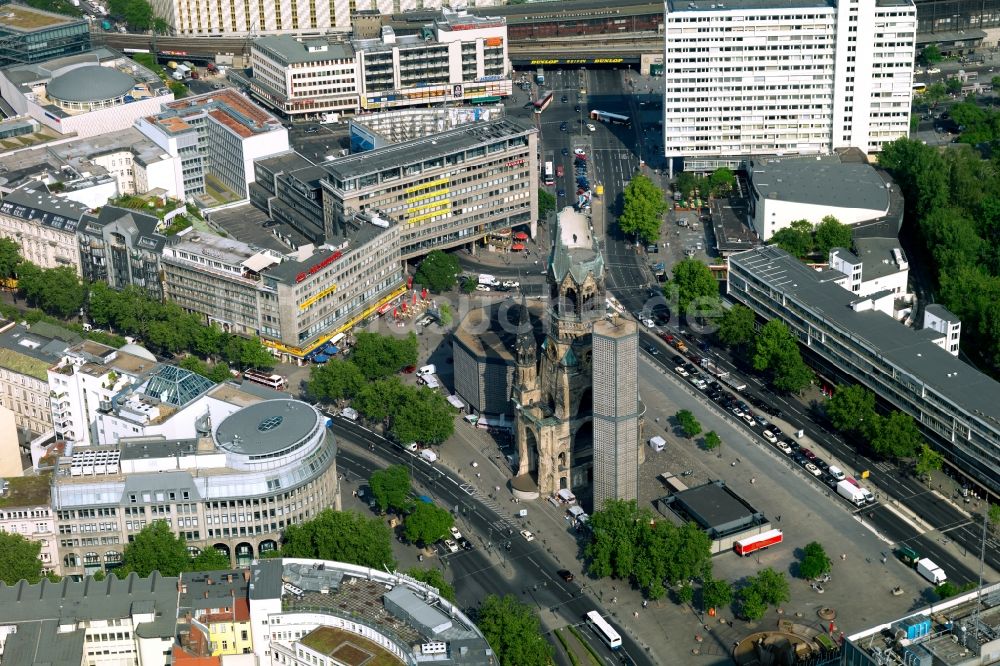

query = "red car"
[800,448,817,460]
[556,165,564,177]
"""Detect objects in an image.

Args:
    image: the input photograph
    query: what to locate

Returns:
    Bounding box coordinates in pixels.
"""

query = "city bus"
[590,110,631,127]
[543,161,555,186]
[912,82,927,94]
[534,92,554,114]
[243,370,288,391]
[585,611,622,649]
[469,95,501,105]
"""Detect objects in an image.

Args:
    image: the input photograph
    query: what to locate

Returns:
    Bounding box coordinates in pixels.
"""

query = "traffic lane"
[331,422,655,666]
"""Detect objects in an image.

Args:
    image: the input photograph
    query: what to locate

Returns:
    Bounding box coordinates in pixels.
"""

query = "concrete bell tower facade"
[513,208,605,499]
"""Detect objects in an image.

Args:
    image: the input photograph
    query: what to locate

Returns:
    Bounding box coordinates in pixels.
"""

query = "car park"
[742,412,757,427]
[804,463,823,477]
[520,529,535,542]
[762,430,777,444]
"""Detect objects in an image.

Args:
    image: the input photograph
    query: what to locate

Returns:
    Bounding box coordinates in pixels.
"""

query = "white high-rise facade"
[663,0,916,171]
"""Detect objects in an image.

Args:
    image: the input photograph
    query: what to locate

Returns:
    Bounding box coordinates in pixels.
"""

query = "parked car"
[443,539,459,553]
[804,463,823,477]
[520,529,535,542]
[450,526,463,540]
[762,430,777,444]
[741,412,757,427]
[776,441,793,455]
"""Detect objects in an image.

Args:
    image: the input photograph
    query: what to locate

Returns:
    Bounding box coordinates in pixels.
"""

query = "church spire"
[515,293,536,365]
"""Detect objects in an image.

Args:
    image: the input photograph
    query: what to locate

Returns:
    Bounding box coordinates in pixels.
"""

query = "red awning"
[511,243,526,251]
[377,303,392,315]
[514,231,529,240]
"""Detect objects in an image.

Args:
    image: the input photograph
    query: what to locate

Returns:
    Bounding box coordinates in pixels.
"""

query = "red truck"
[733,529,783,556]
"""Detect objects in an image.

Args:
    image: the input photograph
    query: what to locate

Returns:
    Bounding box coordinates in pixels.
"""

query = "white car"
[762,430,777,444]
[804,462,823,477]
[443,539,459,553]
[642,318,655,328]
[776,441,793,455]
[586,123,596,132]
[673,365,690,377]
[475,284,491,292]
[573,148,586,156]
[731,406,744,418]
[927,67,941,74]
[520,529,535,542]
[741,412,757,427]
[502,280,520,289]
[450,526,463,541]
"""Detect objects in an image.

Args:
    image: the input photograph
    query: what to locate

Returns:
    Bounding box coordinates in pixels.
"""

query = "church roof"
[550,207,604,285]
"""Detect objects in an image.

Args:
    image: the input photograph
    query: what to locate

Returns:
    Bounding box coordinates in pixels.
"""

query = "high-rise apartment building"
[592,317,640,511]
[663,0,916,171]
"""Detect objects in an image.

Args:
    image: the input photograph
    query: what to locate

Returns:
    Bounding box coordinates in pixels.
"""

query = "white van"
[827,465,846,481]
[648,436,666,452]
[418,364,436,377]
[340,407,359,421]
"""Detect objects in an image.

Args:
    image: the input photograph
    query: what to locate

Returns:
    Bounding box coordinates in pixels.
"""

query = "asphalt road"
[330,417,651,666]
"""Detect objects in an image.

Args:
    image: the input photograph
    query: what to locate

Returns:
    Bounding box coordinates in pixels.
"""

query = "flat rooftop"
[749,154,889,213]
[667,0,834,12]
[730,246,1000,426]
[672,481,757,529]
[154,88,284,138]
[253,35,355,64]
[213,399,320,456]
[0,473,51,508]
[0,4,79,32]
[206,203,307,253]
[321,117,534,183]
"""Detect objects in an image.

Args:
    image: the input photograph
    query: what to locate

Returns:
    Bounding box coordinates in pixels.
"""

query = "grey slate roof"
[80,205,167,254]
[214,399,320,456]
[925,304,959,323]
[0,572,178,666]
[854,236,907,281]
[749,154,889,213]
[0,185,87,232]
[730,246,1000,423]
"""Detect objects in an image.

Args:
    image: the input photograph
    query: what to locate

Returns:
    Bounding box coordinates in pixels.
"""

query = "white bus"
[543,161,555,186]
[243,370,288,391]
[585,610,622,649]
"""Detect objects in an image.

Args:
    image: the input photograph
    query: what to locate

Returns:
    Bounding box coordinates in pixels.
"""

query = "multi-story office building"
[251,151,326,243]
[48,340,158,448]
[0,571,178,665]
[78,206,167,301]
[248,10,511,119]
[0,475,58,575]
[161,210,404,360]
[320,117,537,259]
[0,4,90,67]
[662,0,916,171]
[0,186,86,272]
[248,558,495,666]
[249,36,359,119]
[135,89,289,199]
[592,317,640,511]
[727,245,1000,496]
[52,394,340,577]
[0,320,80,439]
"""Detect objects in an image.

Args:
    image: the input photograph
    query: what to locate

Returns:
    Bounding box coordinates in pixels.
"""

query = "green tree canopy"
[738,568,790,620]
[668,258,719,317]
[676,409,702,438]
[915,443,944,478]
[919,43,942,65]
[190,547,232,571]
[702,578,733,612]
[0,238,22,280]
[814,216,853,257]
[988,504,1000,530]
[109,0,154,29]
[738,585,767,621]
[0,532,45,585]
[585,499,712,599]
[350,331,419,380]
[475,595,553,666]
[18,264,87,319]
[868,411,922,460]
[674,172,698,199]
[403,502,454,546]
[707,168,735,196]
[308,360,365,403]
[619,173,668,243]
[281,509,396,569]
[369,465,412,513]
[390,385,455,445]
[406,567,455,602]
[798,542,832,580]
[538,187,556,219]
[944,77,963,95]
[703,431,721,451]
[414,250,461,293]
[769,219,814,259]
[716,304,756,348]
[826,384,877,435]
[122,521,191,577]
